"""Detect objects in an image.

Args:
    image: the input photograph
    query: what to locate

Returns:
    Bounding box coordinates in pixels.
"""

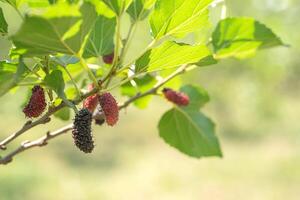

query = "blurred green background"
[1,0,300,199]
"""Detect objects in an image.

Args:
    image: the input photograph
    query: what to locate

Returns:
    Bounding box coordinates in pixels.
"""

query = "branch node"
[0,145,7,150]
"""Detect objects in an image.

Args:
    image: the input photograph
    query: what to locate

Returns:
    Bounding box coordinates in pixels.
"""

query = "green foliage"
[135,41,211,72]
[127,0,156,21]
[212,17,285,59]
[83,15,116,58]
[11,2,97,56]
[159,85,222,157]
[0,0,285,159]
[150,0,211,39]
[0,8,8,34]
[0,59,28,97]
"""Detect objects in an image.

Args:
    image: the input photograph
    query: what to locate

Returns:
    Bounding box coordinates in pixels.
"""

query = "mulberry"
[99,93,119,126]
[83,84,99,113]
[23,85,47,118]
[72,108,94,153]
[102,52,114,64]
[162,88,190,106]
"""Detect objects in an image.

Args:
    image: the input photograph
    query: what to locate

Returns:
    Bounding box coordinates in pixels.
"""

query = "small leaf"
[180,84,209,109]
[135,41,211,72]
[212,17,285,59]
[83,15,116,58]
[127,0,156,21]
[0,59,28,97]
[158,107,222,158]
[150,0,212,39]
[54,107,71,121]
[44,70,66,99]
[0,8,8,35]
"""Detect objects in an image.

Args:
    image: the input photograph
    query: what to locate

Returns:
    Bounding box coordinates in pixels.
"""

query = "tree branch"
[0,124,73,165]
[0,64,189,165]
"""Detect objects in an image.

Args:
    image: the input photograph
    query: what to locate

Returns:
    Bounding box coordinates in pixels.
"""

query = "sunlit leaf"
[11,2,97,56]
[127,0,156,21]
[212,17,285,59]
[150,0,211,39]
[83,15,116,58]
[135,41,211,72]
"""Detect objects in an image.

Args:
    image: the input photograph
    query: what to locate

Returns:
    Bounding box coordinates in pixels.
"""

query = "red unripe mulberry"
[23,85,47,118]
[102,52,114,64]
[83,84,99,113]
[99,92,119,126]
[162,88,190,106]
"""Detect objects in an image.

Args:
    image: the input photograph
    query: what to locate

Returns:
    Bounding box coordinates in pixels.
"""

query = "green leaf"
[54,107,71,121]
[0,0,16,7]
[83,15,116,58]
[135,41,211,72]
[0,59,28,97]
[195,55,217,67]
[158,107,222,158]
[127,0,156,21]
[180,84,209,109]
[121,74,156,109]
[212,17,285,59]
[0,8,8,34]
[150,0,212,39]
[11,2,97,56]
[44,70,66,99]
[102,0,133,15]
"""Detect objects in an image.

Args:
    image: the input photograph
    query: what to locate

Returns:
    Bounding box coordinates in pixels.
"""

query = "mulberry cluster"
[99,92,119,126]
[23,85,47,118]
[83,84,99,112]
[72,108,94,153]
[162,88,190,106]
[102,52,114,64]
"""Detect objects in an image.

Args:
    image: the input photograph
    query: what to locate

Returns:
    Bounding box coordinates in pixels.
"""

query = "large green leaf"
[83,15,116,58]
[150,0,211,39]
[212,17,285,59]
[127,0,156,21]
[135,41,211,72]
[159,107,222,158]
[11,2,97,56]
[0,8,8,34]
[102,0,133,15]
[0,59,28,97]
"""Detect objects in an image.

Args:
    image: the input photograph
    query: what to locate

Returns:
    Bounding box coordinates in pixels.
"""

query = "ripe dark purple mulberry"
[83,84,99,113]
[99,92,119,126]
[72,108,94,153]
[23,85,47,118]
[102,52,114,64]
[162,88,190,106]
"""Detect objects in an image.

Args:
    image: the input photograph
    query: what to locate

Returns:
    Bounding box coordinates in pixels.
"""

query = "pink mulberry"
[99,92,119,126]
[83,84,99,113]
[162,88,190,106]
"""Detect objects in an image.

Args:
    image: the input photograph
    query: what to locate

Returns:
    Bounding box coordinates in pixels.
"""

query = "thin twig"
[0,124,73,165]
[0,64,189,165]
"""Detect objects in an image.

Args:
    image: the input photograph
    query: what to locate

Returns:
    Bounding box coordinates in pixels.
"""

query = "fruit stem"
[78,56,99,88]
